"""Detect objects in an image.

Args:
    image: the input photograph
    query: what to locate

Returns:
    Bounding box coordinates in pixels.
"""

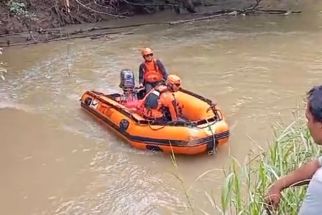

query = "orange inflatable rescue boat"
[80,69,229,155]
[80,70,229,155]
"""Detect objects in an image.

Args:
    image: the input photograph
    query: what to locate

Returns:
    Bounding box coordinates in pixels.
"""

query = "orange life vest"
[143,60,163,83]
[141,85,178,121]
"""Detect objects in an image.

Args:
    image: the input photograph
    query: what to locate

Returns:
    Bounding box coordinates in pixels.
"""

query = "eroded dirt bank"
[0,0,298,46]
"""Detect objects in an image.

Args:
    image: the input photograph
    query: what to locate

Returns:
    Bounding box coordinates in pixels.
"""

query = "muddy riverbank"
[0,0,298,46]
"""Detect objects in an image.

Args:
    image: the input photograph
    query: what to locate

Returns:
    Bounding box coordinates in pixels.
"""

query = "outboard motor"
[119,69,137,103]
[119,69,135,90]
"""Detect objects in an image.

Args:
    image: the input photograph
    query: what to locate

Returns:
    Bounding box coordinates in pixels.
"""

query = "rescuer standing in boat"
[138,48,168,94]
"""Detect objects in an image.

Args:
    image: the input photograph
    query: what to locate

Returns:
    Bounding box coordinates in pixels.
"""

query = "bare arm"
[161,93,177,121]
[265,159,320,208]
[167,101,178,121]
[273,159,319,189]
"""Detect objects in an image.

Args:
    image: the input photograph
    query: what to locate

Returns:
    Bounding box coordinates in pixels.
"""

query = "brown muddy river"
[1,1,322,214]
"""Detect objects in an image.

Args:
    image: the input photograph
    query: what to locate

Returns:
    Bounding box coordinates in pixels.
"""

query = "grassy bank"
[219,119,321,215]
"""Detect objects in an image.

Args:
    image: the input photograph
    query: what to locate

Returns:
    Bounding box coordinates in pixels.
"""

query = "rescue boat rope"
[205,117,216,155]
[147,121,167,130]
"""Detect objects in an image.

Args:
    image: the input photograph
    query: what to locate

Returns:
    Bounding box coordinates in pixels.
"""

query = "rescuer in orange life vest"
[138,48,168,94]
[140,74,182,123]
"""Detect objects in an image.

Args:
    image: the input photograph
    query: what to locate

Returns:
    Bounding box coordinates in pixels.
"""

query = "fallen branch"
[49,31,134,42]
[169,9,302,25]
[257,9,302,14]
[169,13,223,25]
[0,29,134,47]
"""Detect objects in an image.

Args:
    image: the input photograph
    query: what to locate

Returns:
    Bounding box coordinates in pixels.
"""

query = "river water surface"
[1,1,322,214]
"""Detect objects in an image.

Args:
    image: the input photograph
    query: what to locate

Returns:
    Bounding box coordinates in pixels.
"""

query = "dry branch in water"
[169,0,301,25]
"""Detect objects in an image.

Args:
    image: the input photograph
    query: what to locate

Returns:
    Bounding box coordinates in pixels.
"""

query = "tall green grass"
[219,119,322,215]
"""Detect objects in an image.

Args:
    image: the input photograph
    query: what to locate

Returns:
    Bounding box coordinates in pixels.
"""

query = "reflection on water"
[1,1,322,214]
